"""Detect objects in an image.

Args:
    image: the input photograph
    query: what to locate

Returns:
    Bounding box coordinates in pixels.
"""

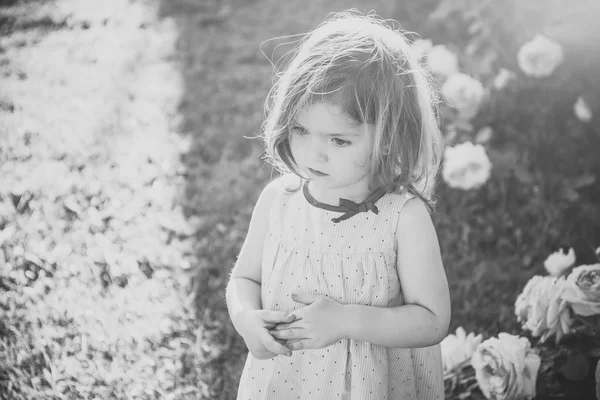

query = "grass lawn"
[1,0,599,399]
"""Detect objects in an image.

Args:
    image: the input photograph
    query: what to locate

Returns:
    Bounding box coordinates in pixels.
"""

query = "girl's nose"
[310,139,328,163]
[312,147,328,163]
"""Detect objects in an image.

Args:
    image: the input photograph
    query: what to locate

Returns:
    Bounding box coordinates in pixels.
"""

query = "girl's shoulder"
[379,191,433,245]
[260,174,302,232]
[381,189,416,209]
[380,189,425,225]
[387,188,415,200]
[267,173,302,195]
[392,192,434,233]
[257,174,301,214]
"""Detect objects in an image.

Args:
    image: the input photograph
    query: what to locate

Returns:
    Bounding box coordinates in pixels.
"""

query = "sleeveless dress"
[237,176,444,400]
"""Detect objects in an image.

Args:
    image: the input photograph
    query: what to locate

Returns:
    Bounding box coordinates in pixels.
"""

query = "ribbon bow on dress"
[333,187,387,223]
[302,181,387,223]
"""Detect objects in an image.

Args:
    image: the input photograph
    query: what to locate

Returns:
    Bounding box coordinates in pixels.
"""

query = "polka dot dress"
[236,176,444,400]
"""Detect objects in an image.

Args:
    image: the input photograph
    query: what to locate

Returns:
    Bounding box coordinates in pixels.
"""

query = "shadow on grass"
[154,1,278,398]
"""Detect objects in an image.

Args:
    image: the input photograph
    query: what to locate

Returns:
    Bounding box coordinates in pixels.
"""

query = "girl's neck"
[306,179,373,206]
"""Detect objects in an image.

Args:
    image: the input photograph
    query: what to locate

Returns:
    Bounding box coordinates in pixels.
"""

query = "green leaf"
[573,174,596,189]
[559,185,580,202]
[589,347,600,358]
[487,148,517,180]
[512,165,533,185]
[559,353,590,381]
[43,368,53,384]
[0,224,16,247]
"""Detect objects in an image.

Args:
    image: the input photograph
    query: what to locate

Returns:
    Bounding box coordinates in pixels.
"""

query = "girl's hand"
[269,293,346,351]
[239,310,295,360]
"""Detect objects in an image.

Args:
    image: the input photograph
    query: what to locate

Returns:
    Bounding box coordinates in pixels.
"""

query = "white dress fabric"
[237,177,444,400]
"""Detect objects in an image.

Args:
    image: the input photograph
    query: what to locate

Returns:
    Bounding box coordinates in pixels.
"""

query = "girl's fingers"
[261,331,292,357]
[287,340,307,351]
[271,323,290,331]
[261,310,295,324]
[270,328,308,340]
[271,319,301,331]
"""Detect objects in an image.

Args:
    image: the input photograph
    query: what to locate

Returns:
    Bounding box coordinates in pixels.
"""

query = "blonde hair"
[261,10,445,210]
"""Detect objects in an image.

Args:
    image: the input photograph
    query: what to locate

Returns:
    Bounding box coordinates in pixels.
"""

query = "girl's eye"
[332,137,350,146]
[292,127,308,136]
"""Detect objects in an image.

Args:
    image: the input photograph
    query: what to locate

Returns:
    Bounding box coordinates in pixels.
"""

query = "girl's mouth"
[308,168,328,177]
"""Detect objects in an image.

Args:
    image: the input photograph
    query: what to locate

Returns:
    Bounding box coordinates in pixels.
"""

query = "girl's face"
[289,102,374,197]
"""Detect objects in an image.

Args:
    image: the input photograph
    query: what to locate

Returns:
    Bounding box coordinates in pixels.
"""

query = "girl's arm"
[226,181,275,321]
[226,178,293,358]
[342,198,451,348]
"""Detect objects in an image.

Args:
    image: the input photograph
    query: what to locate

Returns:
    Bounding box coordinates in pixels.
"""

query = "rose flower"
[471,333,541,400]
[562,264,600,316]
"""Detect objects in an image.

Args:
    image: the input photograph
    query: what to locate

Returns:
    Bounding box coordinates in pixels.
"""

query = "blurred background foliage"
[0,0,599,398]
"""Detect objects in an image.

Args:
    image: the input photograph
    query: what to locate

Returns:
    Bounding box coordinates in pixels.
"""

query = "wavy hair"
[261,10,445,210]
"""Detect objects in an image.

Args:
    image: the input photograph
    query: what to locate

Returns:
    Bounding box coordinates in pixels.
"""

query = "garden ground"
[1,0,599,399]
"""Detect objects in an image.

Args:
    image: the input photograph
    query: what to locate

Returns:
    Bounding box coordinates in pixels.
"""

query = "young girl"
[226,10,450,400]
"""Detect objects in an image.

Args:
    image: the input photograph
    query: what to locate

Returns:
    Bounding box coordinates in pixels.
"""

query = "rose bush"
[442,141,492,190]
[426,44,459,80]
[474,126,493,144]
[441,73,485,120]
[409,38,432,61]
[574,96,593,122]
[517,35,564,78]
[543,248,576,277]
[440,326,483,372]
[493,68,517,90]
[562,264,600,316]
[514,275,572,344]
[471,333,541,400]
